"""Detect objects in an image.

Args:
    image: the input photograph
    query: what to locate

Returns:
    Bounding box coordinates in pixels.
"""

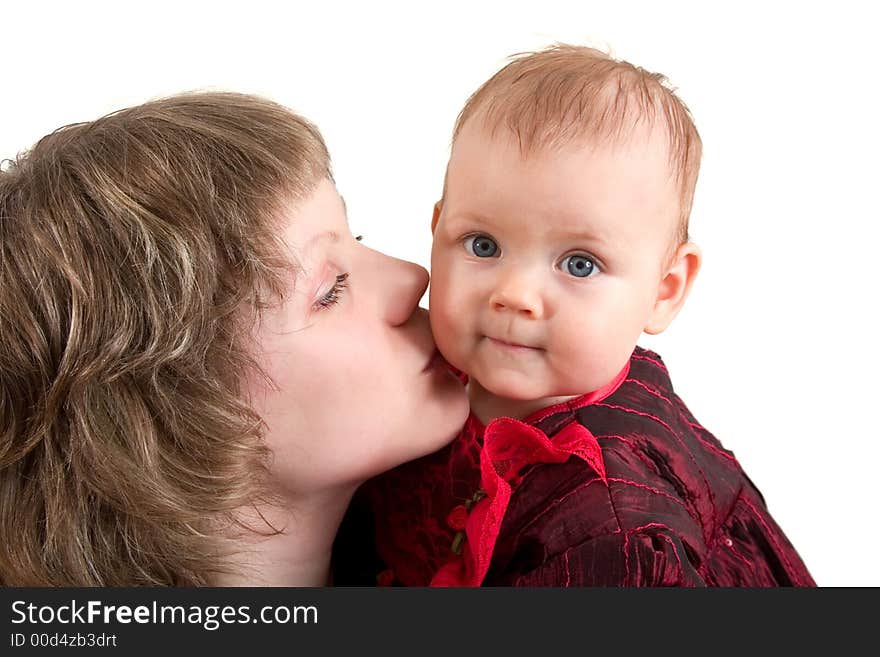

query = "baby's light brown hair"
[450,44,702,244]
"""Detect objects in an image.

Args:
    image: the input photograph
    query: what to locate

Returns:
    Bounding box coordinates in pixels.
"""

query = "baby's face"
[430,121,681,407]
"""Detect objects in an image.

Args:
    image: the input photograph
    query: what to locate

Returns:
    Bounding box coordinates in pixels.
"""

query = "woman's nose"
[381,254,430,326]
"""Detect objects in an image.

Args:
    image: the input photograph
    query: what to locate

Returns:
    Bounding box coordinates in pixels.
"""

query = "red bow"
[431,417,605,587]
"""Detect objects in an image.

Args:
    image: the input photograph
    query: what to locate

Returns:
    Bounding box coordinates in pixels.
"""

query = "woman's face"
[248,179,469,496]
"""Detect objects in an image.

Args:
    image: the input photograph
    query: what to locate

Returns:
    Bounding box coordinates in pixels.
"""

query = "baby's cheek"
[430,304,463,358]
[550,322,616,391]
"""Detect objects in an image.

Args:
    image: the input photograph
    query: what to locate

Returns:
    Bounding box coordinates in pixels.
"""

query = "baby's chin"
[468,372,565,403]
[466,377,582,421]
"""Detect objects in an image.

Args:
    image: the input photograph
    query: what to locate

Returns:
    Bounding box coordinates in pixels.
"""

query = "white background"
[3,0,878,586]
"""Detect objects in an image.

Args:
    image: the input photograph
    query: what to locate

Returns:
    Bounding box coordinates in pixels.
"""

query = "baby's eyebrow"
[442,210,497,228]
[554,229,609,246]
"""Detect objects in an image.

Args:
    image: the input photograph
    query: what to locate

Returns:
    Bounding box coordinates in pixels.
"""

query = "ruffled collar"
[431,360,630,587]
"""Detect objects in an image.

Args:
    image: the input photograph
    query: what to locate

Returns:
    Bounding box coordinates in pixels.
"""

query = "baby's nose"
[489,273,545,318]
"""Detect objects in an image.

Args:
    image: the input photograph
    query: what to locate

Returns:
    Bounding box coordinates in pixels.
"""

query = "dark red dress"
[333,347,815,586]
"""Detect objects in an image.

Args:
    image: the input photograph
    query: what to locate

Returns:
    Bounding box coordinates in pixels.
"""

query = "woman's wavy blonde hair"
[0,91,331,585]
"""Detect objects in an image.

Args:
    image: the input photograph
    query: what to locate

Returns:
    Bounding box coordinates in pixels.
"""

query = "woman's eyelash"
[315,273,349,310]
[355,235,363,241]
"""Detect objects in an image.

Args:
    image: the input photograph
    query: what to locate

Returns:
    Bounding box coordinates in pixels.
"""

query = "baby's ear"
[644,242,702,335]
[431,201,442,233]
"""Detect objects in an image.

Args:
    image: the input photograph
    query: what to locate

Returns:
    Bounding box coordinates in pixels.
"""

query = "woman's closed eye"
[314,273,349,310]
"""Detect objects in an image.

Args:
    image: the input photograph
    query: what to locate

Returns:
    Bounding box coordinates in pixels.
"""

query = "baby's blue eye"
[464,234,499,258]
[561,254,598,278]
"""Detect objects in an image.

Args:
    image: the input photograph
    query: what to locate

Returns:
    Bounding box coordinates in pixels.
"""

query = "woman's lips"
[423,348,442,372]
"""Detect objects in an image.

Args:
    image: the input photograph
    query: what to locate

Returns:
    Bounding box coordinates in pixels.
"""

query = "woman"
[0,92,470,585]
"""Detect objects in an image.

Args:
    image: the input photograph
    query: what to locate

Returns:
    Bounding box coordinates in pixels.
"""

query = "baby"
[334,44,815,586]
